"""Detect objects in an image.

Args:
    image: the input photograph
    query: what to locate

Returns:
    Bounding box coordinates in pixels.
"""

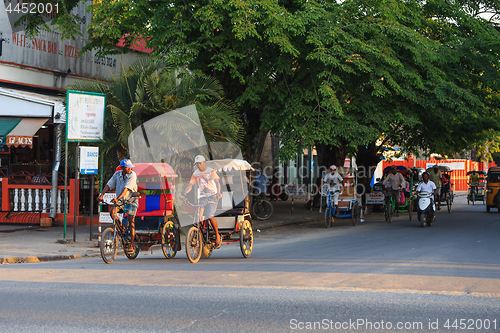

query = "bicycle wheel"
[384,203,389,222]
[351,202,360,226]
[408,200,413,221]
[161,221,177,259]
[388,203,393,224]
[100,227,117,264]
[447,196,451,213]
[252,200,273,220]
[125,235,140,260]
[186,226,202,263]
[324,206,332,228]
[240,220,253,258]
[472,191,475,205]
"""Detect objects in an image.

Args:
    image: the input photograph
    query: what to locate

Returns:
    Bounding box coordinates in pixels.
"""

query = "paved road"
[1,196,499,332]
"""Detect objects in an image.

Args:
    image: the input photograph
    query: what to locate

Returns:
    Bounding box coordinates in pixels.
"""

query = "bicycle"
[184,196,253,263]
[100,193,178,264]
[324,189,340,228]
[251,194,274,220]
[383,191,394,223]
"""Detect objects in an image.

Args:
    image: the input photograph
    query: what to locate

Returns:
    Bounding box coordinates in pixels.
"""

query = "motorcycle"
[417,191,435,228]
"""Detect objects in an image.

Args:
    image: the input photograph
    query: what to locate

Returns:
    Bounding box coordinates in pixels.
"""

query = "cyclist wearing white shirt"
[320,165,344,217]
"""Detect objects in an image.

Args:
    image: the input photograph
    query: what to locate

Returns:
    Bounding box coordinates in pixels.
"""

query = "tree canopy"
[20,0,500,171]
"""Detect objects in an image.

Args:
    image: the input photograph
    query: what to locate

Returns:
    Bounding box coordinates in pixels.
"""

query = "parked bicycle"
[251,194,274,220]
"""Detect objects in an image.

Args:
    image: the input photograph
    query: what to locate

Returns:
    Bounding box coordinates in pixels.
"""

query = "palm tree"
[69,59,243,179]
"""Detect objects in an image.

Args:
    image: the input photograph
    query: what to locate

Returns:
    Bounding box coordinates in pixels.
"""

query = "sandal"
[214,239,221,249]
[125,246,135,254]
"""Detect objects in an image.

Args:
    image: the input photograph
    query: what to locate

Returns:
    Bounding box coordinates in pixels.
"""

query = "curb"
[0,253,100,264]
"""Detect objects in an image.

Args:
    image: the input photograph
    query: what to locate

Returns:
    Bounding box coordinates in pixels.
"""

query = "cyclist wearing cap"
[320,165,344,217]
[180,155,223,248]
[98,159,138,254]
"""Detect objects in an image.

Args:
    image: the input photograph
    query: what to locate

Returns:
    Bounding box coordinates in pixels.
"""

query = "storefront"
[0,1,150,224]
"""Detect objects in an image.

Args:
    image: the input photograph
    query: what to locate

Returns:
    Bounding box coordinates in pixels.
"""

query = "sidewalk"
[0,199,326,264]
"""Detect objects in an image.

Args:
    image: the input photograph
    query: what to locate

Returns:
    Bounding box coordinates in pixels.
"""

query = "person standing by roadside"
[97,159,138,254]
[429,165,442,210]
[253,167,270,200]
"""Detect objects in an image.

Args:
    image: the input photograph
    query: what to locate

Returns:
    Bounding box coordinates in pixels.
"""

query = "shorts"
[123,203,138,216]
[328,190,340,205]
[435,188,441,196]
[200,195,218,219]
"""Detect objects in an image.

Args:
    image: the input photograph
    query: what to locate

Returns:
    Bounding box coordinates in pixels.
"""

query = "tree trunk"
[308,140,349,208]
[354,142,382,206]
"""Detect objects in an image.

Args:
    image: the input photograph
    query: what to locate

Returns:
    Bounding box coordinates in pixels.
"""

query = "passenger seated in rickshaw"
[180,155,223,248]
[441,173,450,199]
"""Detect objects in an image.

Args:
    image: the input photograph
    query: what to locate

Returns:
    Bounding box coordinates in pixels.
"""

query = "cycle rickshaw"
[467,170,486,205]
[183,159,254,263]
[100,162,180,264]
[323,167,361,228]
[382,165,414,223]
[426,165,453,212]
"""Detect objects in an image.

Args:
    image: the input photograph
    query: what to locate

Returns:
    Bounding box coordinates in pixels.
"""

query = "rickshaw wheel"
[408,201,413,221]
[447,196,452,213]
[100,227,117,264]
[161,221,177,259]
[125,235,140,260]
[324,207,332,228]
[240,220,253,258]
[351,203,360,226]
[202,244,213,258]
[186,227,202,263]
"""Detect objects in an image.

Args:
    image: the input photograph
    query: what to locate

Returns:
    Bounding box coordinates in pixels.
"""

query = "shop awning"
[6,118,48,148]
[0,118,22,145]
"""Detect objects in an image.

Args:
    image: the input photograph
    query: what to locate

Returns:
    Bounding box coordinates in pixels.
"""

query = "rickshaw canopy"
[203,159,254,172]
[383,165,412,176]
[466,170,486,176]
[426,165,452,173]
[116,163,178,178]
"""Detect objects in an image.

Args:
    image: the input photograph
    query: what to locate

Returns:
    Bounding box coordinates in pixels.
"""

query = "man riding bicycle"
[383,166,405,217]
[469,169,480,196]
[180,155,223,248]
[97,159,138,254]
[320,165,344,217]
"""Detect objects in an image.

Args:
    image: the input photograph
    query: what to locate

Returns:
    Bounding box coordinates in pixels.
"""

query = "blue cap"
[120,159,135,168]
